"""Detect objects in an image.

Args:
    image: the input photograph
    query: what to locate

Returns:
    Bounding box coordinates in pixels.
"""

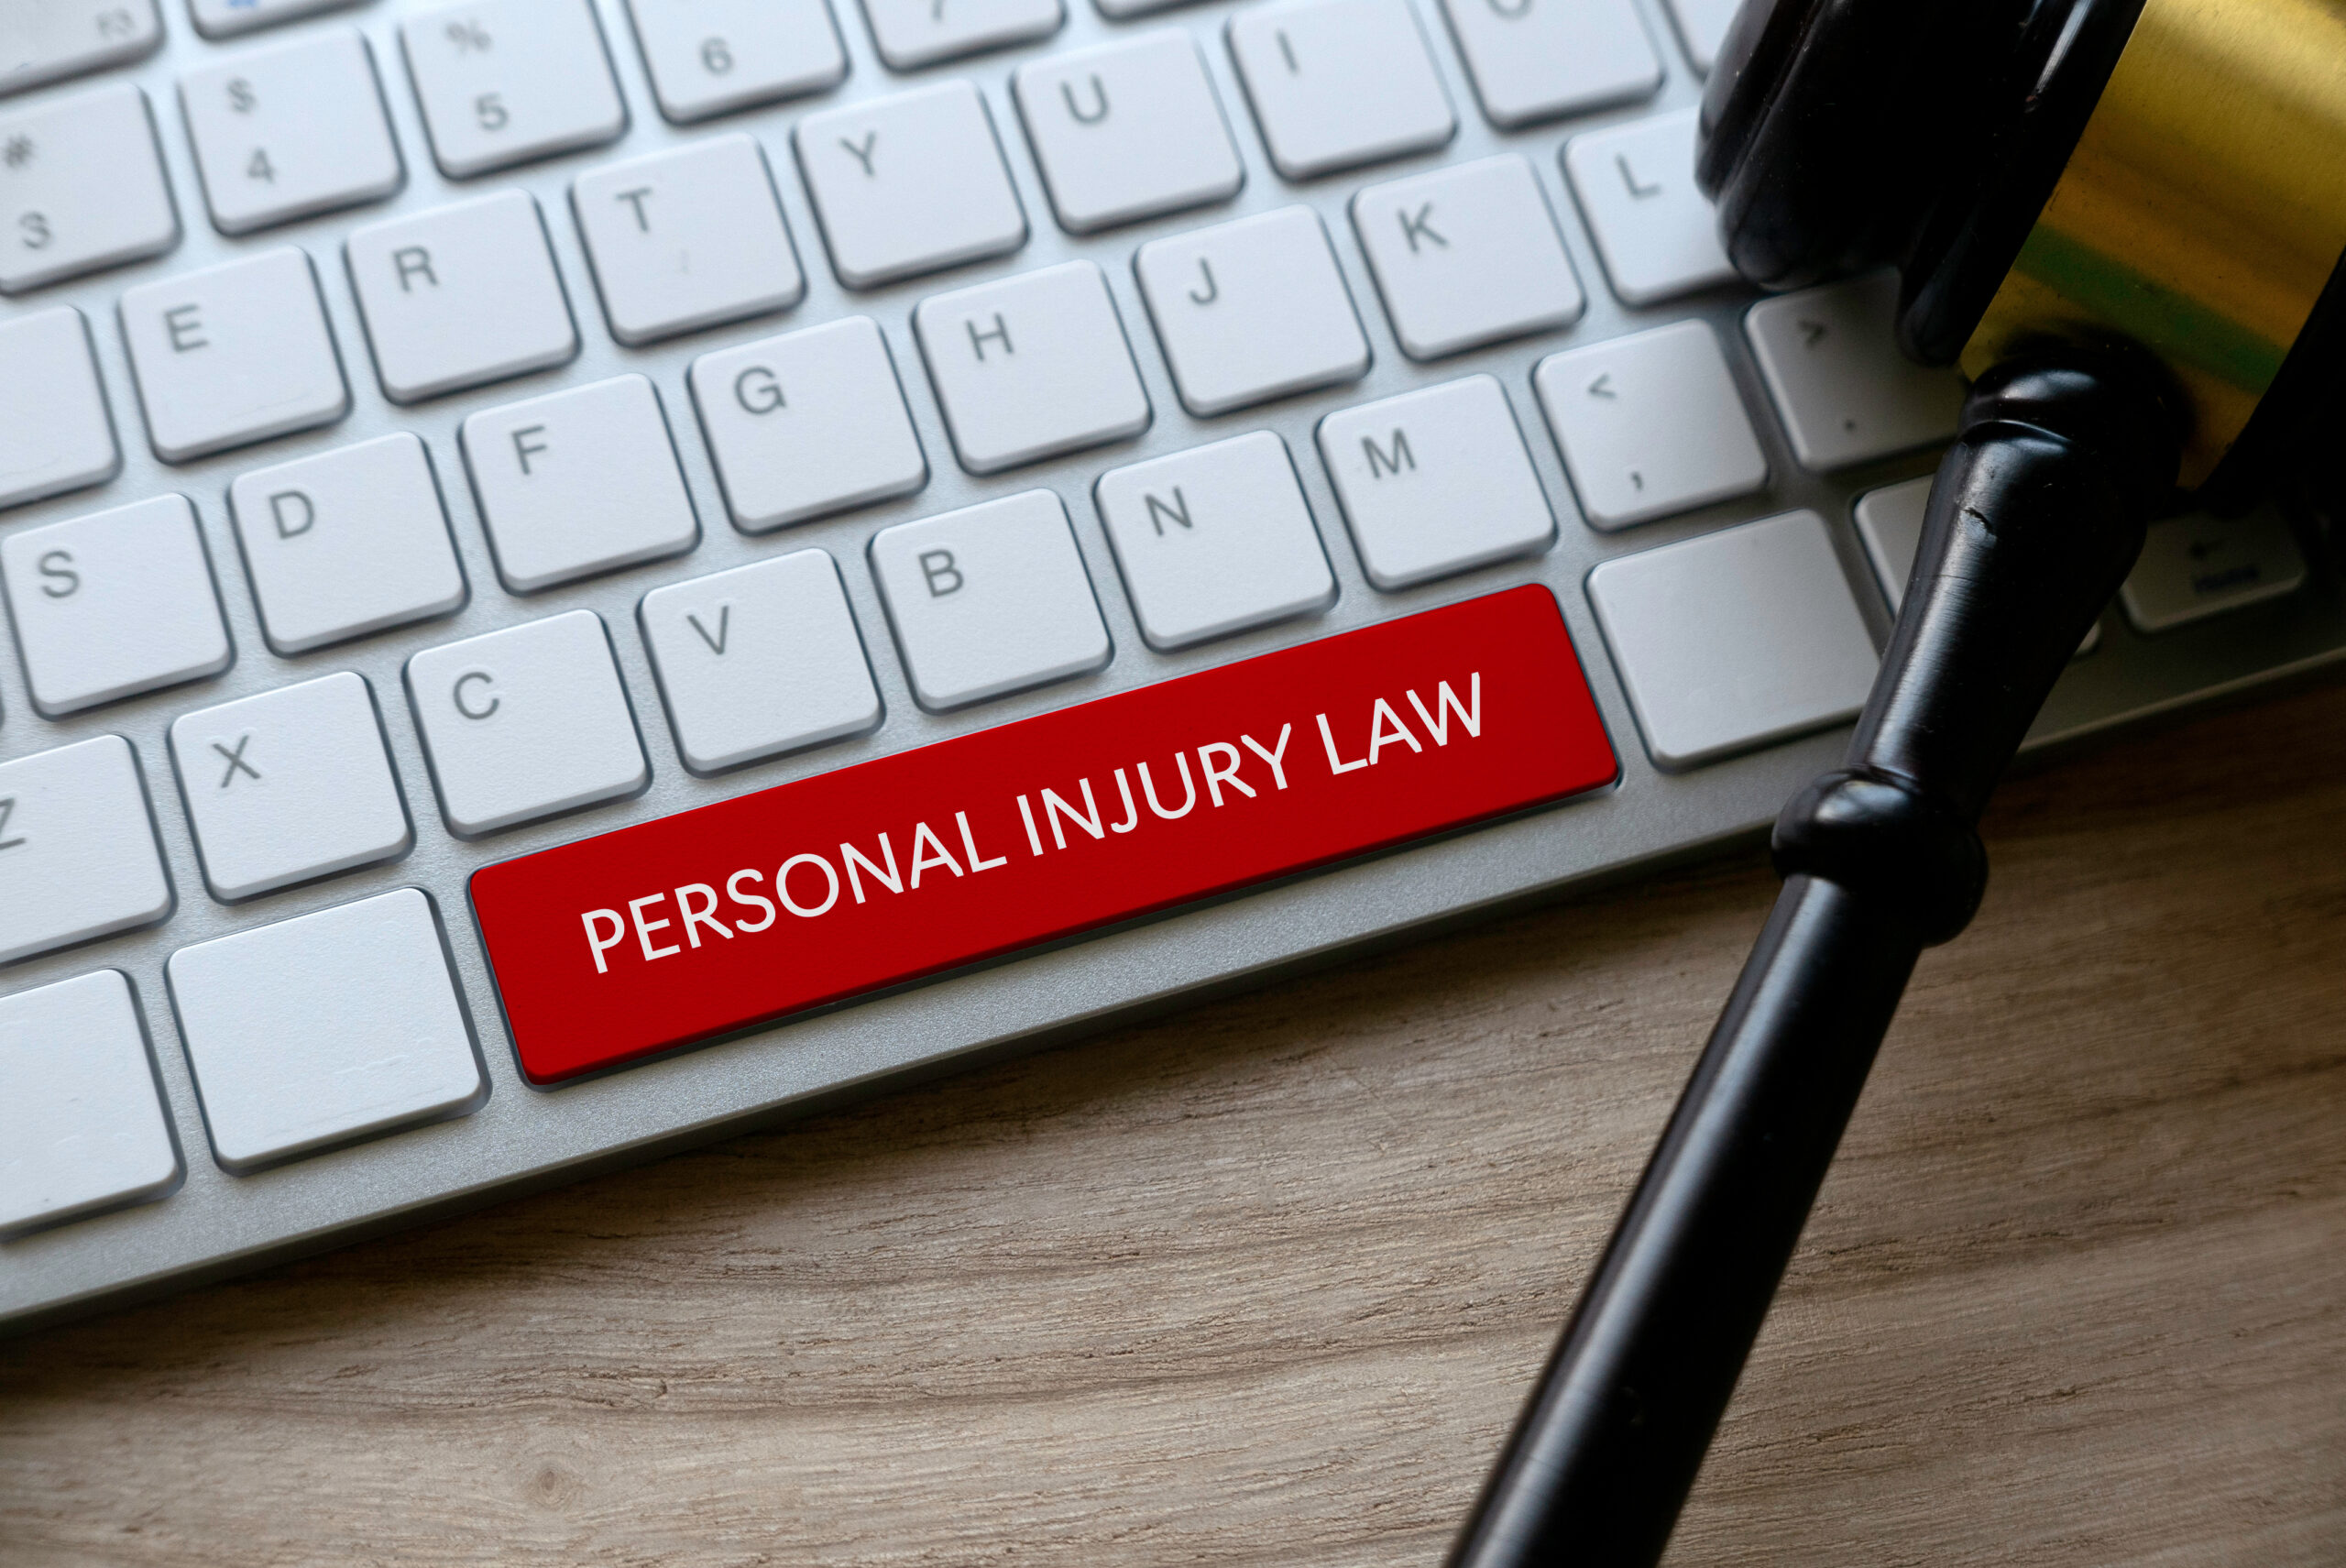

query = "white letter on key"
[583,908,625,973]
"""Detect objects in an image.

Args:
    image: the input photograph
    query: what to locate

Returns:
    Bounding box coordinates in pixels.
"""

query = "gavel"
[1452,0,2346,1562]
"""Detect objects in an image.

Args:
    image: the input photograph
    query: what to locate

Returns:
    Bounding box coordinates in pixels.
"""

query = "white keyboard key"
[2121,510,2308,633]
[119,247,350,462]
[1095,431,1334,650]
[1534,320,1766,529]
[400,0,627,179]
[346,189,579,403]
[1850,476,1935,612]
[1092,0,1194,17]
[1562,108,1734,307]
[795,81,1027,290]
[170,672,411,901]
[871,490,1110,710]
[1588,510,1879,769]
[461,374,699,592]
[0,737,172,965]
[3,495,231,716]
[230,433,467,654]
[168,888,483,1172]
[914,260,1150,475]
[0,970,177,1237]
[179,28,402,235]
[1227,0,1455,180]
[641,550,882,772]
[1,0,159,97]
[624,0,847,123]
[689,316,927,532]
[1661,0,1737,72]
[1746,270,1964,471]
[1352,154,1583,359]
[1317,374,1553,588]
[189,0,363,41]
[406,610,649,835]
[861,0,1062,70]
[0,82,178,293]
[1442,0,1657,127]
[0,306,118,510]
[1135,205,1369,416]
[1854,474,2100,655]
[1014,31,1244,234]
[574,133,804,345]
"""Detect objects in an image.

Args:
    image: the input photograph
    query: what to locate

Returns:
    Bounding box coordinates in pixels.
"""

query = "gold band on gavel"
[1959,0,2346,486]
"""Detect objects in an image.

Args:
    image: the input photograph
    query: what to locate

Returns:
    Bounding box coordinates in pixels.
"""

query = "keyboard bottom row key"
[473,585,1619,1084]
[1589,510,1880,771]
[0,969,178,1238]
[169,888,484,1173]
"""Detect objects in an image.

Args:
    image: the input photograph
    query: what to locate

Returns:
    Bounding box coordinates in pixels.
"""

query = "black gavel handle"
[1450,350,2184,1568]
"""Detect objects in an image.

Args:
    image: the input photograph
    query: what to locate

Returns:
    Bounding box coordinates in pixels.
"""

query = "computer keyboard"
[2,0,2340,1331]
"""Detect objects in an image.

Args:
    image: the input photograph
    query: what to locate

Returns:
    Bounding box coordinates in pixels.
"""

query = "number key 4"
[180,27,402,236]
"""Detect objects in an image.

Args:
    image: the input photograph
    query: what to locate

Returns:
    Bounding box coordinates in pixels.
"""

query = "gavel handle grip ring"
[1448,349,2185,1568]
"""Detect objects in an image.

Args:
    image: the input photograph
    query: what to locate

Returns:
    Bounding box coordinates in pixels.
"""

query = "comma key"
[1533,319,1767,529]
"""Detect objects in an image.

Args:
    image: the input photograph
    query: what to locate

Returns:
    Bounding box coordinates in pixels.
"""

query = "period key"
[471,586,1617,1082]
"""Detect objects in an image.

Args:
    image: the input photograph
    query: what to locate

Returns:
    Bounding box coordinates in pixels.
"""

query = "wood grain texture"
[5,682,2343,1567]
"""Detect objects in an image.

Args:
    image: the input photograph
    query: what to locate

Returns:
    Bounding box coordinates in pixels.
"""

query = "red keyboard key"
[472,585,1617,1082]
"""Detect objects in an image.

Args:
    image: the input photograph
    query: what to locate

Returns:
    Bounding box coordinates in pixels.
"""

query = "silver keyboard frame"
[5,0,2343,1333]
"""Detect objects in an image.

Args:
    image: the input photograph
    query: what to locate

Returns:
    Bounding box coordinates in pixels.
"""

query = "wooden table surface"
[5,681,2343,1566]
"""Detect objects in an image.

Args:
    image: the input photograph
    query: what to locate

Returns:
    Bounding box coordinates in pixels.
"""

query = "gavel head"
[1695,0,2346,504]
